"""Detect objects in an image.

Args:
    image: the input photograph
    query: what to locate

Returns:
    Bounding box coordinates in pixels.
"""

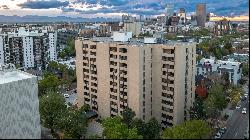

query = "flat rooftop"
[80,37,195,46]
[0,70,36,84]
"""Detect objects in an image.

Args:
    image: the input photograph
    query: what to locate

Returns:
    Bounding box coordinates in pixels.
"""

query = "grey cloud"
[18,0,69,9]
[2,5,10,9]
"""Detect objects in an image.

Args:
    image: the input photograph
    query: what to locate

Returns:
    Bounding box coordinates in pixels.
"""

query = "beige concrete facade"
[123,22,142,37]
[75,38,196,128]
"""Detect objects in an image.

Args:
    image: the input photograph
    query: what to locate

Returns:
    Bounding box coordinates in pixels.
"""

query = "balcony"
[166,61,175,65]
[164,53,175,58]
[161,110,173,117]
[162,96,174,102]
[110,96,117,102]
[162,81,168,87]
[110,57,118,62]
[90,45,96,49]
[110,64,117,69]
[162,103,174,109]
[110,47,117,52]
[111,104,118,109]
[122,95,128,100]
[110,87,118,93]
[111,110,118,116]
[166,90,174,95]
[168,69,174,73]
[82,44,88,48]
[120,66,127,71]
[168,75,175,81]
[83,59,88,63]
[168,83,174,88]
[110,75,117,80]
[119,48,127,53]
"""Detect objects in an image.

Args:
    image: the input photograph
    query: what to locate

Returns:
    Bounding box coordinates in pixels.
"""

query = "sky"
[0,0,249,18]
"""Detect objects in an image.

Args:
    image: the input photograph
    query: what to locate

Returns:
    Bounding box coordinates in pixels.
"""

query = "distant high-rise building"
[122,14,136,23]
[178,8,186,24]
[48,31,57,61]
[75,33,196,128]
[165,4,174,18]
[0,64,41,139]
[0,27,50,70]
[165,4,174,17]
[196,4,206,27]
[123,22,143,37]
[206,13,210,22]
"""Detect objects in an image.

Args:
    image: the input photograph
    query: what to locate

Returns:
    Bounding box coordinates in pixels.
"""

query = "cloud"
[3,0,248,17]
[18,0,69,9]
[1,5,10,10]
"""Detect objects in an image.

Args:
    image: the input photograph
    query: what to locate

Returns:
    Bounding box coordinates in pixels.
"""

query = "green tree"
[242,64,249,76]
[39,91,66,133]
[47,61,76,88]
[227,86,244,107]
[38,73,61,96]
[58,51,67,59]
[131,119,146,137]
[54,108,88,139]
[58,38,75,59]
[132,118,161,139]
[221,72,230,89]
[196,54,203,62]
[161,120,212,139]
[189,97,207,120]
[224,42,233,54]
[144,118,161,139]
[40,91,88,139]
[102,116,142,139]
[122,108,136,128]
[79,104,90,113]
[165,33,178,40]
[204,83,227,118]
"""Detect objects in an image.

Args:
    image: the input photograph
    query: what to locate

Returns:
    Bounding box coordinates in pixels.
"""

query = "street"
[222,84,249,139]
[64,89,77,106]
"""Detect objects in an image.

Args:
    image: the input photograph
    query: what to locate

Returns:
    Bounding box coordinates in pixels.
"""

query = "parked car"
[219,127,227,134]
[236,104,241,109]
[214,132,222,139]
[241,96,246,101]
[242,108,247,114]
[64,94,70,98]
[244,94,248,98]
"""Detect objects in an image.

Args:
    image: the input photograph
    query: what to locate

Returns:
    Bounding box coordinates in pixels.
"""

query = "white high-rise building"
[48,31,57,61]
[0,34,6,64]
[165,4,174,17]
[0,27,58,69]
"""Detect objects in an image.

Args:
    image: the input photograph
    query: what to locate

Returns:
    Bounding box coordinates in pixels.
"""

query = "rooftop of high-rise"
[78,37,196,47]
[0,64,36,84]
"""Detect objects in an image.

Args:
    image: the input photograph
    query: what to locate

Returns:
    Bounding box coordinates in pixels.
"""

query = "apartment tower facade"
[75,35,196,128]
[196,3,206,27]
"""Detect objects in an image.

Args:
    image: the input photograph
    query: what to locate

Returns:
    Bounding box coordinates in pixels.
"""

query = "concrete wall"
[0,76,41,139]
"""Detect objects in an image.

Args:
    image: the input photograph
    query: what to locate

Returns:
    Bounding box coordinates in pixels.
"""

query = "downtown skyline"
[0,0,249,19]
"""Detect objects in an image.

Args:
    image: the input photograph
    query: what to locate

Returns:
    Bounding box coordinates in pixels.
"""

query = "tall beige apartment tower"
[75,32,196,129]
